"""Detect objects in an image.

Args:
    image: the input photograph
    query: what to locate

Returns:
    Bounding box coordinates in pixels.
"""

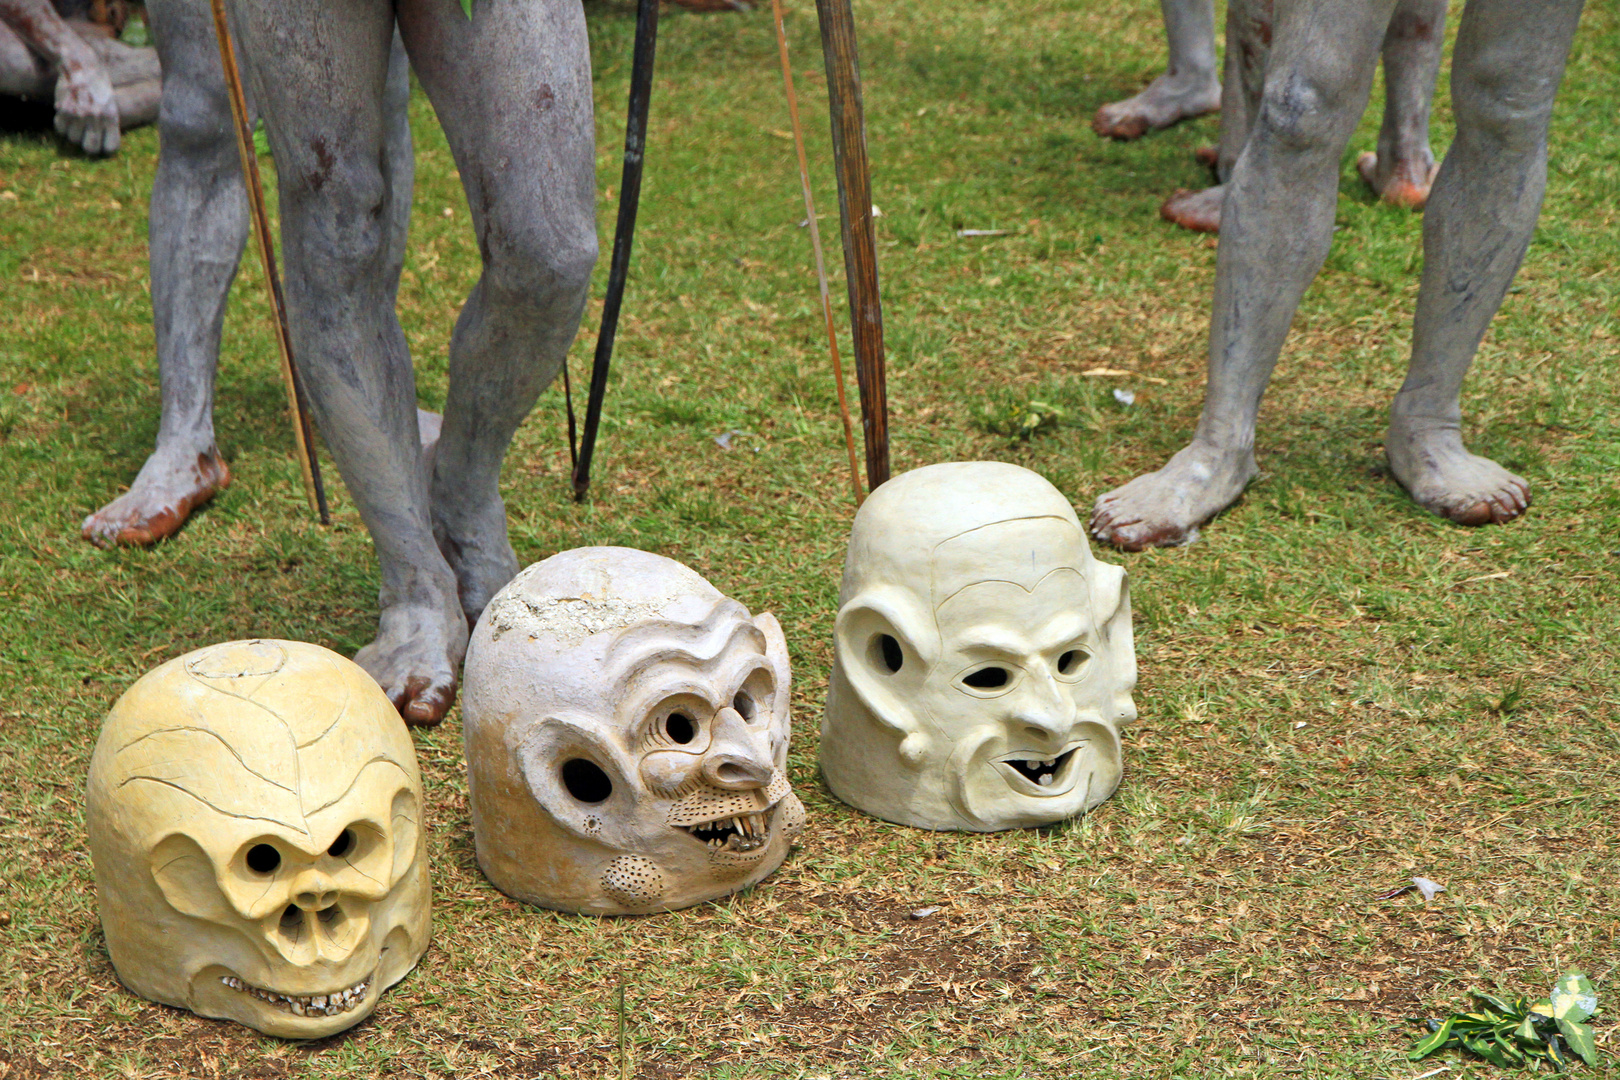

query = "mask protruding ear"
[516,714,640,846]
[1089,562,1137,727]
[833,586,939,736]
[752,611,793,763]
[150,833,232,922]
[390,788,422,881]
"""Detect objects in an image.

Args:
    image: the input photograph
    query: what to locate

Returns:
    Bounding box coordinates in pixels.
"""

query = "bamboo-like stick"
[770,0,863,508]
[813,0,890,490]
[207,0,328,523]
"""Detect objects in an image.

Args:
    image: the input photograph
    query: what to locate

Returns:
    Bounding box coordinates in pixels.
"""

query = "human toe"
[396,674,456,727]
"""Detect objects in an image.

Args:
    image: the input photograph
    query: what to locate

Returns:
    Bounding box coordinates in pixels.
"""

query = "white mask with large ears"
[85,640,431,1039]
[821,462,1136,832]
[462,547,804,915]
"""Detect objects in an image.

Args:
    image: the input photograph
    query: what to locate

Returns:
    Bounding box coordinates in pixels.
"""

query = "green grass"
[2,0,1618,1076]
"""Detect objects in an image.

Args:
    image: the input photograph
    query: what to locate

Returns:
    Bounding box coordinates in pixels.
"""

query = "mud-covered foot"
[1160,184,1224,233]
[355,591,468,727]
[1090,441,1258,550]
[82,445,231,547]
[1356,150,1439,210]
[1092,72,1221,140]
[1385,415,1529,526]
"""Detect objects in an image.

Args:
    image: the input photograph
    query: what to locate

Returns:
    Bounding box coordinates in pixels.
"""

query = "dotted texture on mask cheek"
[600,855,666,909]
[779,792,807,840]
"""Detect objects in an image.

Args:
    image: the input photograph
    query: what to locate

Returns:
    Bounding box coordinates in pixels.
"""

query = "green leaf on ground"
[1471,990,1517,1016]
[1557,1019,1597,1065]
[1414,971,1602,1072]
[1551,972,1598,1023]
[1409,1016,1456,1059]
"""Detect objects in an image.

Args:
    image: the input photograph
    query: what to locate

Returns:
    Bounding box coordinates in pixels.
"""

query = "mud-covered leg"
[1161,0,1272,234]
[83,19,413,552]
[398,0,597,622]
[1093,0,1398,550]
[1093,0,1221,140]
[82,0,244,548]
[1357,0,1448,208]
[1386,0,1584,525]
[226,0,461,725]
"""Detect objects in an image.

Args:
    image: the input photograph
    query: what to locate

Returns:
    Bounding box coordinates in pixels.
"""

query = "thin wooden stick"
[770,0,863,508]
[207,0,328,524]
[813,0,889,490]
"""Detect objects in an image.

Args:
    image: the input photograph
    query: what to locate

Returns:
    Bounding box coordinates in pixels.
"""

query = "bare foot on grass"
[355,409,472,727]
[355,588,468,727]
[1385,414,1529,526]
[1093,73,1220,140]
[82,445,231,547]
[1357,150,1439,209]
[1090,441,1258,550]
[1160,184,1224,233]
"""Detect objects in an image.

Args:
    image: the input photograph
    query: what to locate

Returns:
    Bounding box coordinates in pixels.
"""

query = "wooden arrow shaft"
[770,0,863,508]
[208,0,328,524]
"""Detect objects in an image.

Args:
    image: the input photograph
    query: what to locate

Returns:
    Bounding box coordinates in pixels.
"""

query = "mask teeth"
[1010,749,1073,787]
[219,975,372,1017]
[684,809,772,852]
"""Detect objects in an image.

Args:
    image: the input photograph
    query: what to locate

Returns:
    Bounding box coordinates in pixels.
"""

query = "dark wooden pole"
[572,0,659,502]
[814,0,890,490]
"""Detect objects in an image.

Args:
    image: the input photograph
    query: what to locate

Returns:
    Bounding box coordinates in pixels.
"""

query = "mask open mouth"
[219,973,371,1018]
[997,744,1082,794]
[676,807,773,852]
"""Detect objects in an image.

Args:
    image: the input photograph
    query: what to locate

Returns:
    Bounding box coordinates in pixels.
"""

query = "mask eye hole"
[872,633,904,674]
[1057,649,1088,677]
[665,712,697,744]
[962,666,1011,689]
[561,758,613,803]
[327,829,355,859]
[732,692,755,720]
[246,843,281,875]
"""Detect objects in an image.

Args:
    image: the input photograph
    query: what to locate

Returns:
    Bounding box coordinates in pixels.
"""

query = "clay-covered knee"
[1452,54,1556,153]
[156,83,235,162]
[484,221,598,311]
[1253,69,1356,154]
[282,164,393,289]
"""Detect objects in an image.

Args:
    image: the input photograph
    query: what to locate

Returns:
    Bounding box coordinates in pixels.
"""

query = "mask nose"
[1013,671,1077,744]
[290,869,339,911]
[700,706,775,790]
